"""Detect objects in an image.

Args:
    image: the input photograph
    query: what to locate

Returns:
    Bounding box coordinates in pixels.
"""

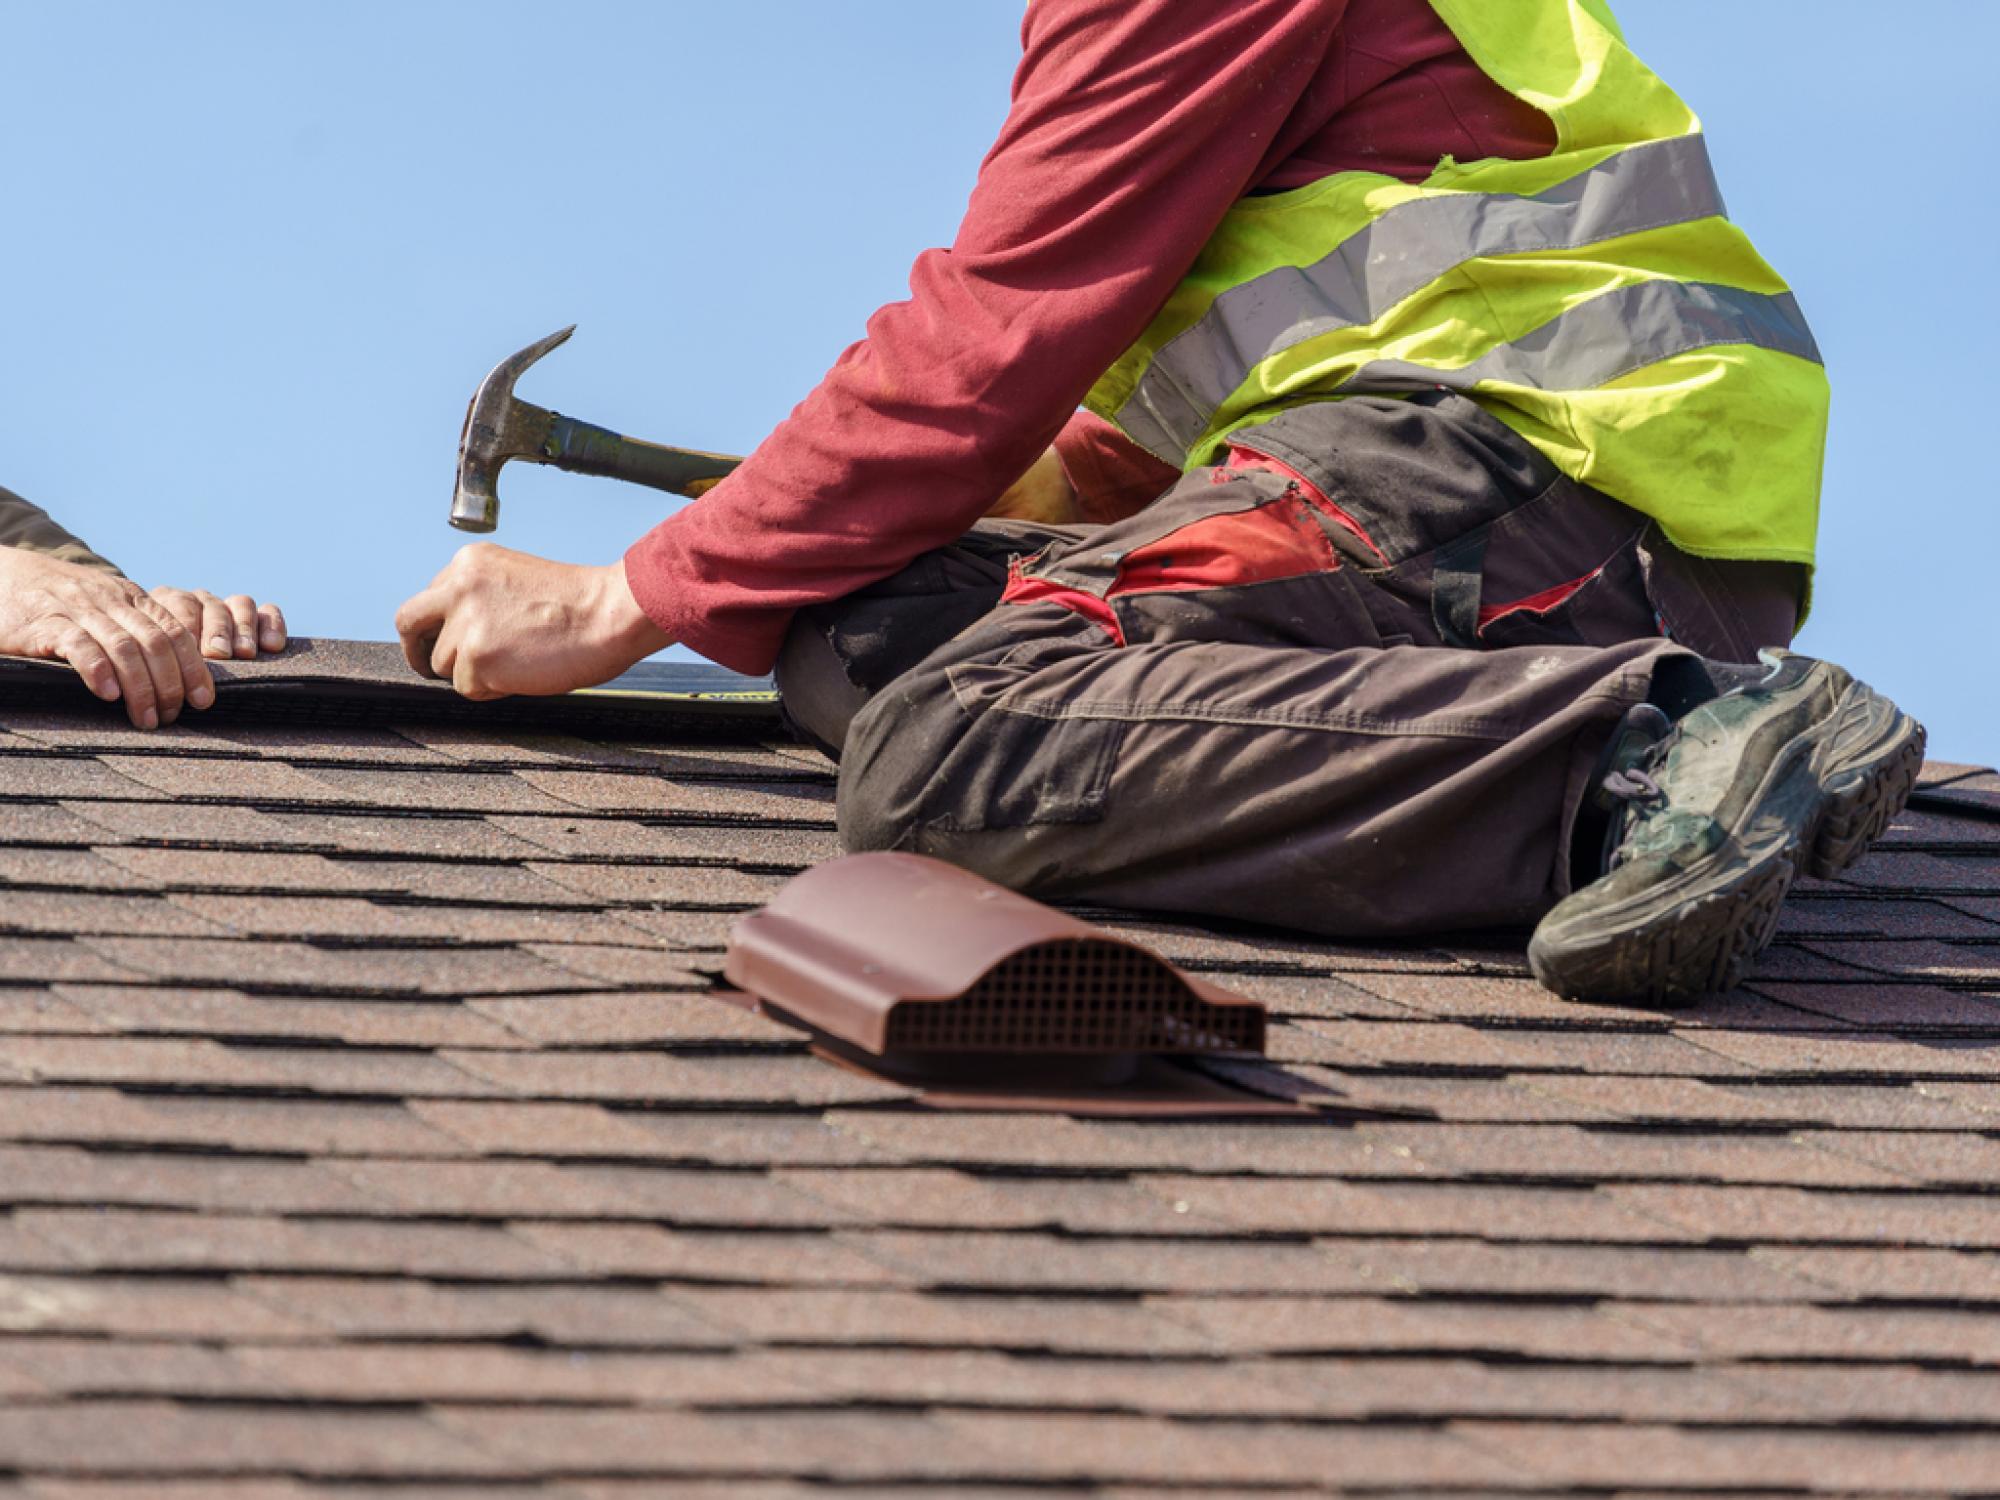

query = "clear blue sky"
[4,2,1994,758]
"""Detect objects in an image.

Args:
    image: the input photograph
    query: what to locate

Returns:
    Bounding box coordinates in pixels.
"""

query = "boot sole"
[1529,677,1926,1006]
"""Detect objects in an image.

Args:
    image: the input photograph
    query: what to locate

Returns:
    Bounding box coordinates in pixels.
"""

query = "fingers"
[148,587,206,641]
[81,609,163,728]
[256,601,286,653]
[147,586,236,662]
[51,621,119,705]
[219,594,257,657]
[394,587,448,679]
[137,594,215,715]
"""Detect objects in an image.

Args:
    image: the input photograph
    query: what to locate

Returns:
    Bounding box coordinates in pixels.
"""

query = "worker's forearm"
[0,486,122,575]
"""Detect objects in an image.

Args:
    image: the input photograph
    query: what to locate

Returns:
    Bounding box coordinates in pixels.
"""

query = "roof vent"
[724,854,1265,1071]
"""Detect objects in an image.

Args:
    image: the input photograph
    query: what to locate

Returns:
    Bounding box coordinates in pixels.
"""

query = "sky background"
[3,1,1994,758]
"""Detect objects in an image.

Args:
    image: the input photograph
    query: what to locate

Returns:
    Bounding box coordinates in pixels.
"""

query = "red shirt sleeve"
[1053,411,1182,526]
[624,0,1347,675]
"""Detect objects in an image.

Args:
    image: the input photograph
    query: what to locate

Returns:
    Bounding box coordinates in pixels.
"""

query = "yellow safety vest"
[1086,0,1826,568]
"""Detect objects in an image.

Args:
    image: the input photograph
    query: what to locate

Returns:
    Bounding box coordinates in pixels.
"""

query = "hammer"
[451,325,742,532]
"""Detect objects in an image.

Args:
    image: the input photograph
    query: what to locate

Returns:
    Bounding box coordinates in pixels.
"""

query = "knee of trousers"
[833,671,960,856]
[773,611,871,762]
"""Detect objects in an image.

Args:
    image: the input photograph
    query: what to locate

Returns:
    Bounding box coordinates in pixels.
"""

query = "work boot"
[1529,651,1926,1005]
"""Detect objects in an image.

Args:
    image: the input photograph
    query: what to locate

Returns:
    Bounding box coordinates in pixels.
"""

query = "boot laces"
[1600,750,1670,872]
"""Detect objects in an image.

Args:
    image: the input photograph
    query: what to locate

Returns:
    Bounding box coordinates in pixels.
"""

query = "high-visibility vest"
[1085,0,1826,568]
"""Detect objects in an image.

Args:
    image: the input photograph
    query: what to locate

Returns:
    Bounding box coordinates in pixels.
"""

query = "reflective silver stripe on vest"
[1117,133,1732,463]
[1330,281,1821,399]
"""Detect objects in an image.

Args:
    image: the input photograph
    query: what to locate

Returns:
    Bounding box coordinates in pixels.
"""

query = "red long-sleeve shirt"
[624,0,1555,674]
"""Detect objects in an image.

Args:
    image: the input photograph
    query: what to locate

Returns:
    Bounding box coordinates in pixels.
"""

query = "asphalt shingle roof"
[1,642,1998,1496]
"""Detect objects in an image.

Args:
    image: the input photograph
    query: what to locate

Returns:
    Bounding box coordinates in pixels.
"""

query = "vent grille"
[882,939,1260,1055]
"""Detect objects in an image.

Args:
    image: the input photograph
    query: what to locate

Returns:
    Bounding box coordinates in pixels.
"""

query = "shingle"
[1789,1126,2000,1187]
[214,1045,513,1099]
[109,1095,471,1157]
[0,714,225,753]
[933,1412,1527,1488]
[0,991,109,1035]
[95,754,352,803]
[1138,1175,1688,1241]
[675,1286,1215,1356]
[1335,969,1652,1023]
[92,846,393,893]
[1777,894,2000,938]
[1745,978,2000,1029]
[238,1277,735,1348]
[1682,1026,2000,1079]
[215,722,456,764]
[409,1099,687,1158]
[0,848,160,890]
[485,814,738,861]
[1338,1236,1817,1302]
[168,894,655,946]
[0,1275,308,1339]
[0,1401,500,1478]
[521,944,716,987]
[430,1405,956,1482]
[75,937,587,997]
[517,769,837,824]
[1457,1421,2000,1493]
[526,862,782,908]
[13,1210,347,1273]
[603,907,736,949]
[58,986,524,1049]
[280,859,601,907]
[1301,1019,1759,1076]
[1351,1120,1906,1186]
[468,992,794,1046]
[1720,1080,1999,1129]
[33,1209,572,1282]
[1610,1183,2000,1247]
[1836,850,2000,893]
[326,1158,841,1228]
[0,890,221,938]
[511,1223,903,1286]
[0,1337,254,1399]
[227,1341,810,1405]
[1753,1245,2000,1301]
[820,1110,1418,1177]
[777,1169,1201,1236]
[0,800,124,846]
[440,1050,909,1106]
[264,810,551,858]
[1152,1293,1695,1360]
[843,1230,1374,1294]
[1802,938,2000,985]
[0,755,160,799]
[0,1144,385,1214]
[0,1215,73,1273]
[59,797,326,848]
[0,1036,283,1089]
[301,765,590,815]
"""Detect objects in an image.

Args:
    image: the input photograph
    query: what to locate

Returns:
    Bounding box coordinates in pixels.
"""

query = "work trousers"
[777,395,1801,938]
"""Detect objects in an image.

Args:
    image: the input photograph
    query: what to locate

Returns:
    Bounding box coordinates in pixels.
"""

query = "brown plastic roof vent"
[724,853,1265,1062]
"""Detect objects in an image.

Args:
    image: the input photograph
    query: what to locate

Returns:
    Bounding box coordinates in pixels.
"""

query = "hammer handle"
[544,413,742,499]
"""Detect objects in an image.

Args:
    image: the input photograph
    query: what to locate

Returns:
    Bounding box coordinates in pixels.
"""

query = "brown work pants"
[777,395,1801,938]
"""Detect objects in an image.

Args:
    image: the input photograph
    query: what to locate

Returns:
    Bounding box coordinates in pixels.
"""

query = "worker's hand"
[148,587,288,660]
[394,543,672,701]
[988,446,1081,526]
[0,547,215,728]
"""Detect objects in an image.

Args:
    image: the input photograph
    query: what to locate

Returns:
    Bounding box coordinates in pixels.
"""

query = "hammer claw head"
[451,324,576,532]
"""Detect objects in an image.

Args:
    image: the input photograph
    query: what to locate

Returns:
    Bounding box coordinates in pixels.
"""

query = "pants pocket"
[1475,527,1659,650]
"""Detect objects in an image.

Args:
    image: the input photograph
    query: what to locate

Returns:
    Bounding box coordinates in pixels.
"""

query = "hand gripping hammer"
[450,325,742,532]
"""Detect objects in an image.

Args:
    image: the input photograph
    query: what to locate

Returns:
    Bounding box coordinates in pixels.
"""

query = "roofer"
[395,0,1924,1003]
[0,485,286,728]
